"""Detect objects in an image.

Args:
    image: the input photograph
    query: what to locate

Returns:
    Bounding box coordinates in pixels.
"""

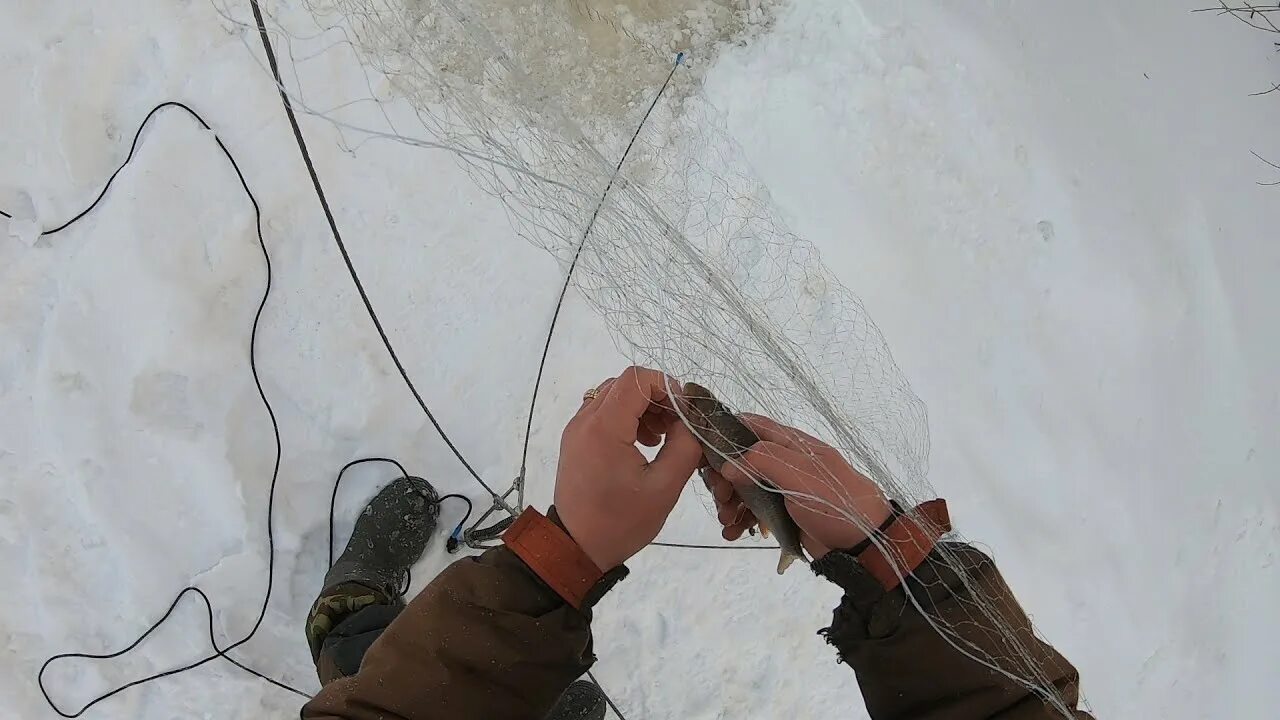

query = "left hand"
[554,366,706,571]
[700,413,893,560]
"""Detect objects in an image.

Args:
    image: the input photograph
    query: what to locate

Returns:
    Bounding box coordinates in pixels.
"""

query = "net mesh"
[218,1,1086,716]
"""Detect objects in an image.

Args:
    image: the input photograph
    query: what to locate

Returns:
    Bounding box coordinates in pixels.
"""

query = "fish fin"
[757,522,771,539]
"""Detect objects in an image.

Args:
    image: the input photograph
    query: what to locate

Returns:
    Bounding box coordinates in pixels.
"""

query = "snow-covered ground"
[2,1,1277,718]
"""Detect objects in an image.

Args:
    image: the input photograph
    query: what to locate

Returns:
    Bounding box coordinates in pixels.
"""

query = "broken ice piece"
[5,216,41,247]
[2,190,40,246]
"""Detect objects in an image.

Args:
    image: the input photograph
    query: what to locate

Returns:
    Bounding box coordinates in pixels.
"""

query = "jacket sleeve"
[301,544,617,720]
[813,542,1094,720]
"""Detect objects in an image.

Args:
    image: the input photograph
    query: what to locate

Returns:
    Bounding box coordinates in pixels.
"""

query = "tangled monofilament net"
[220,1,1086,716]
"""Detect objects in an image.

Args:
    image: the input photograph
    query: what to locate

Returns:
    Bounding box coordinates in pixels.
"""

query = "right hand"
[703,414,894,560]
[554,366,705,571]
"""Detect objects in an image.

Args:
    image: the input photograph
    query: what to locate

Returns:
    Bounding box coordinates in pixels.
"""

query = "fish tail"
[776,550,805,575]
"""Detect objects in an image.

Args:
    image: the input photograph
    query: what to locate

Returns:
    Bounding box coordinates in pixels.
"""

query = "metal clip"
[456,480,521,551]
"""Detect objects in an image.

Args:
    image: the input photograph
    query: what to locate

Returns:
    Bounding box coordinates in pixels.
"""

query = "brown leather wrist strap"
[503,507,604,610]
[855,499,952,591]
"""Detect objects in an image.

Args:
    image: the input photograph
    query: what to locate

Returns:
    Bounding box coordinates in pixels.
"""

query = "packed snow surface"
[1,1,1277,718]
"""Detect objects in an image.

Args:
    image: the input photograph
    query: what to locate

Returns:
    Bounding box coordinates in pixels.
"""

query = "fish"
[681,382,808,574]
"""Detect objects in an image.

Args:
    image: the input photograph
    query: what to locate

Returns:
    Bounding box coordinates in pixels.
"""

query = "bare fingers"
[595,366,681,440]
[576,377,616,416]
[638,412,664,446]
[703,469,758,540]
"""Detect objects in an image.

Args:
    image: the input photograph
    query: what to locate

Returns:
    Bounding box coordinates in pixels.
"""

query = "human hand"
[554,366,706,571]
[702,414,893,560]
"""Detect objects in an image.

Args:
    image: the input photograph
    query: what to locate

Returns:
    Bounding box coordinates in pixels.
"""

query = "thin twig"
[1252,151,1280,184]
[1192,2,1280,34]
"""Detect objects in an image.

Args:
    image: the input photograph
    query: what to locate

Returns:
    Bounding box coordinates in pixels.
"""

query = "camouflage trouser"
[305,582,403,685]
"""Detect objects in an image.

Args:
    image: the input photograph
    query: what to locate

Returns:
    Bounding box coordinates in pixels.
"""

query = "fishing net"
[216,0,1086,716]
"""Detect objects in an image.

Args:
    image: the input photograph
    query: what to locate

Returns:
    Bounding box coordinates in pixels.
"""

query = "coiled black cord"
[23,100,301,717]
[13,102,471,717]
[4,10,745,718]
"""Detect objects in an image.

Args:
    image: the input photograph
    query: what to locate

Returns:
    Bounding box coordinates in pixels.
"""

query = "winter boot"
[545,679,608,720]
[307,475,439,662]
[324,474,439,595]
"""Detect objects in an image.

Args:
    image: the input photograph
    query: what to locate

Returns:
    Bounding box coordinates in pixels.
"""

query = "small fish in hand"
[681,382,808,574]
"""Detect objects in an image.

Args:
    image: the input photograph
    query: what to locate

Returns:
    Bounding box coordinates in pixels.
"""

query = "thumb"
[645,421,704,492]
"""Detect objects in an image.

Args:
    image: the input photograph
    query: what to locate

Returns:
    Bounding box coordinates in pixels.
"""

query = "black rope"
[247,0,506,508]
[0,105,190,239]
[0,19,772,719]
[481,54,779,560]
[10,102,469,718]
[515,53,685,506]
[651,541,780,550]
[25,101,308,717]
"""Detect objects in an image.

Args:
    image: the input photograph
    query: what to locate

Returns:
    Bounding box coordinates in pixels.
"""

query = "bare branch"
[1251,151,1280,185]
[1194,2,1280,33]
[1252,150,1280,171]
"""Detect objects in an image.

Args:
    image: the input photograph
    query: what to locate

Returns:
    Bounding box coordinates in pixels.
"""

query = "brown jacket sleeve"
[301,544,619,720]
[814,543,1094,720]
